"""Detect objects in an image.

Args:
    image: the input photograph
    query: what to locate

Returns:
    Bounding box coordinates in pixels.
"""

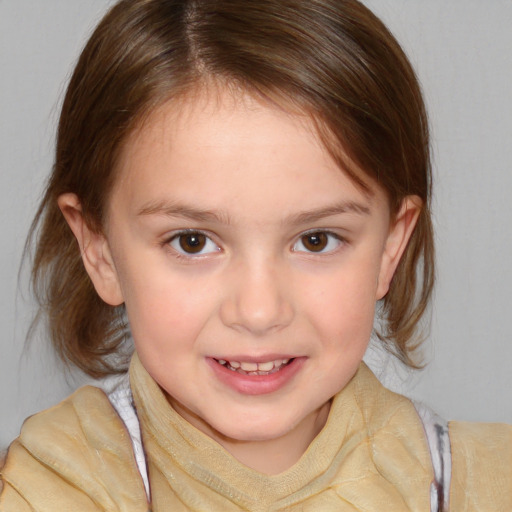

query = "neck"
[169,398,331,475]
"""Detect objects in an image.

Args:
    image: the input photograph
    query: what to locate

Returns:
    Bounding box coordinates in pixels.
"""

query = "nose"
[219,257,294,336]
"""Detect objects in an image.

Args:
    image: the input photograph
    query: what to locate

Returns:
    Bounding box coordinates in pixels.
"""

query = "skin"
[59,88,420,475]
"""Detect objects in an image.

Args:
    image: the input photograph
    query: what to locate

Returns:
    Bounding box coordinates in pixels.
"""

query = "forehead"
[122,87,326,164]
[111,88,386,222]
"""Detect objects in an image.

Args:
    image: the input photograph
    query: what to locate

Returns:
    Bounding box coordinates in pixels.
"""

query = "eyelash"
[164,229,221,258]
[163,229,345,259]
[291,230,345,255]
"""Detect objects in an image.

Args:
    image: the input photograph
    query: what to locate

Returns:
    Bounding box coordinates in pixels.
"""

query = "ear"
[376,195,422,300]
[58,193,124,306]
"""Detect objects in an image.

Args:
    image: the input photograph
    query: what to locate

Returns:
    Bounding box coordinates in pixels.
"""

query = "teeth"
[257,361,274,372]
[218,358,291,374]
[240,361,258,372]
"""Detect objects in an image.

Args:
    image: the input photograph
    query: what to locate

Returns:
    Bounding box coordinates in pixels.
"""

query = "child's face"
[78,89,417,448]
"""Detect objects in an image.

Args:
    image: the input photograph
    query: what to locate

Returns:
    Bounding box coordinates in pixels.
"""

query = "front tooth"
[257,361,274,372]
[229,361,241,369]
[240,362,258,372]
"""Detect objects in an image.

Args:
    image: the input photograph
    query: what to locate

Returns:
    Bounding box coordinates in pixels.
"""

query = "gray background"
[1,1,511,449]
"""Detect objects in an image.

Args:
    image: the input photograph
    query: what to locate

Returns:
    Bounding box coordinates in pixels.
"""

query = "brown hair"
[29,0,434,377]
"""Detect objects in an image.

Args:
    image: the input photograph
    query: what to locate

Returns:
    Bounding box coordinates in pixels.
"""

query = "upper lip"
[211,354,297,363]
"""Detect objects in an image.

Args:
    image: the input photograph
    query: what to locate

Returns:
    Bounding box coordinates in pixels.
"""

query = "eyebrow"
[284,201,371,225]
[137,201,232,224]
[136,199,371,225]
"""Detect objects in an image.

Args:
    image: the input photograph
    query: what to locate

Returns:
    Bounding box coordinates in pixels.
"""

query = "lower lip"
[206,357,306,395]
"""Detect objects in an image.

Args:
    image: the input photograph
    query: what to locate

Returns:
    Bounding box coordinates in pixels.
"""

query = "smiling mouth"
[215,358,292,376]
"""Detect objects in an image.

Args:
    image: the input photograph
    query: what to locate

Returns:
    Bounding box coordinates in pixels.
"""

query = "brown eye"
[169,231,220,256]
[179,233,206,253]
[292,231,342,254]
[301,232,328,252]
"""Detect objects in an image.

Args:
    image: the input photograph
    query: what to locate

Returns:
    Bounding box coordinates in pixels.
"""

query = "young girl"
[1,0,510,510]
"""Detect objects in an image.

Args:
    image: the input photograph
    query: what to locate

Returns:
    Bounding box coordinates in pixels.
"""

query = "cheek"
[296,277,376,398]
[118,263,218,355]
[298,258,380,348]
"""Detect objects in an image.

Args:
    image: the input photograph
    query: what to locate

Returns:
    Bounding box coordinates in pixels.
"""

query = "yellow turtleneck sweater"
[1,355,510,511]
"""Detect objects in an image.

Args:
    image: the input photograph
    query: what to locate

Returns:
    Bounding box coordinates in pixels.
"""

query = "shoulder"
[0,450,5,494]
[449,420,512,510]
[0,385,147,511]
[19,385,118,445]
